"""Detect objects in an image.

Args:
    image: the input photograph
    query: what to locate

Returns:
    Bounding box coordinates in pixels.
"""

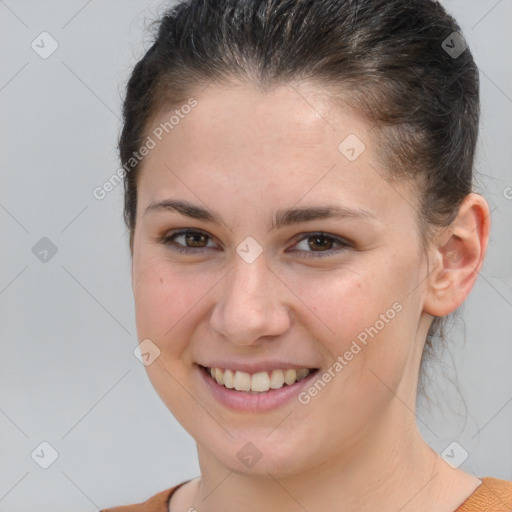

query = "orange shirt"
[100,477,512,511]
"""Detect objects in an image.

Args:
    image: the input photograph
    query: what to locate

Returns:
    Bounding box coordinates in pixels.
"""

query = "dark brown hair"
[119,0,480,390]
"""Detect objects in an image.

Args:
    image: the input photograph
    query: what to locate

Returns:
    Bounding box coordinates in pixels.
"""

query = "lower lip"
[196,365,319,412]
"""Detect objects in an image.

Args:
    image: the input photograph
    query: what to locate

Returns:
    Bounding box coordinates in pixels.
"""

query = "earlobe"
[423,193,490,317]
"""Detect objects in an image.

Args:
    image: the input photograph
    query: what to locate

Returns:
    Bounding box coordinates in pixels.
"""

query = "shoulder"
[100,481,189,512]
[455,477,512,511]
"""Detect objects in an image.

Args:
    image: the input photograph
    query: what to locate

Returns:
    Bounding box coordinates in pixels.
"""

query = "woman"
[102,0,512,510]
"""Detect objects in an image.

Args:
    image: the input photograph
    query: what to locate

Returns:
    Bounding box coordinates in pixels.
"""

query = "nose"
[209,252,291,346]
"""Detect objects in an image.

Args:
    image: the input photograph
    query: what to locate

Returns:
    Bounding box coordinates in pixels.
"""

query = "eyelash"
[157,229,350,258]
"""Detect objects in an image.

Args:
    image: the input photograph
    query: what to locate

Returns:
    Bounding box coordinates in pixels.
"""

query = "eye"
[290,232,350,257]
[158,229,350,258]
[158,229,217,254]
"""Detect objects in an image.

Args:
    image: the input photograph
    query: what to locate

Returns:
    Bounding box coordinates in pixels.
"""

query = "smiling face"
[131,82,435,478]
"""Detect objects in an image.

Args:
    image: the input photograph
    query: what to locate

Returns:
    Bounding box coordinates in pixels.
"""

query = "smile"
[200,365,317,393]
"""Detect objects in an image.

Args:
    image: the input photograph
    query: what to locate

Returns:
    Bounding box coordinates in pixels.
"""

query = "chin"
[204,429,320,479]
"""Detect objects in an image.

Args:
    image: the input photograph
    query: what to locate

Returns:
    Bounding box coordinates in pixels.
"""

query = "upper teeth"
[208,367,311,392]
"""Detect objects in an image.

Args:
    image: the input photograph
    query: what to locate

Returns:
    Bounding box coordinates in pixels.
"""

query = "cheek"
[132,258,211,346]
[290,259,415,387]
[288,265,389,346]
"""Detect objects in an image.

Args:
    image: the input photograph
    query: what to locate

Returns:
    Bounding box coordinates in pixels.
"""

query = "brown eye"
[184,232,209,247]
[307,235,335,251]
[159,229,216,254]
[291,232,350,258]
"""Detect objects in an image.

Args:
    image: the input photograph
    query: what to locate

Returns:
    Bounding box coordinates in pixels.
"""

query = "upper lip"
[197,360,320,373]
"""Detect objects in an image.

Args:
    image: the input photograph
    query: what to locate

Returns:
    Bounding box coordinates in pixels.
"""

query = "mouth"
[199,364,319,393]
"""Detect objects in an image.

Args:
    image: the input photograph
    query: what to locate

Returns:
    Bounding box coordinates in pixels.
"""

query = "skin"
[130,82,489,512]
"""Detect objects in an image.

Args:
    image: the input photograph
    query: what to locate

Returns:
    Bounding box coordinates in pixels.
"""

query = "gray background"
[0,0,510,510]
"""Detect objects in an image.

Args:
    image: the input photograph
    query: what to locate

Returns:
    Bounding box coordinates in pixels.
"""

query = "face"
[131,82,433,478]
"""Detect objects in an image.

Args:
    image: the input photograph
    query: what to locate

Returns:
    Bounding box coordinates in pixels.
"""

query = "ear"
[423,193,490,317]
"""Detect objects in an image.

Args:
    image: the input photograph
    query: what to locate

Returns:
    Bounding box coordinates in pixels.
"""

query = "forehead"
[149,82,364,155]
[137,82,419,224]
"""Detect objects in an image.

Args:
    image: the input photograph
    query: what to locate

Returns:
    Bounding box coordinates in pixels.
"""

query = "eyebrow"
[143,198,376,230]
